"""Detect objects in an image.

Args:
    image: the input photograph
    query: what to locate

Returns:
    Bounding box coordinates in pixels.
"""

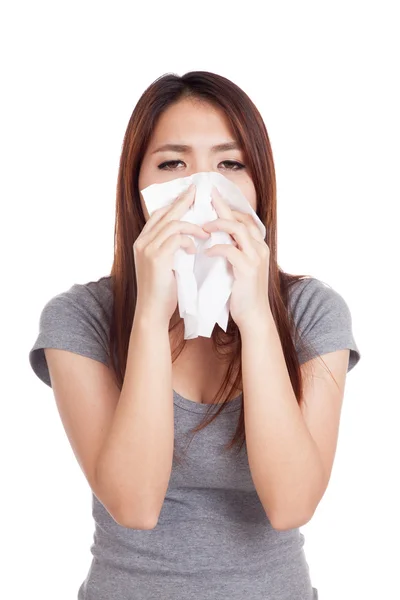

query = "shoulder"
[287,276,351,324]
[38,275,113,330]
[286,276,361,372]
[49,274,113,314]
[29,275,114,387]
[288,275,340,305]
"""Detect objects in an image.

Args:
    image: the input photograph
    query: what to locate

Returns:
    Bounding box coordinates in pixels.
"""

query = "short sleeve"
[289,277,361,372]
[29,283,111,388]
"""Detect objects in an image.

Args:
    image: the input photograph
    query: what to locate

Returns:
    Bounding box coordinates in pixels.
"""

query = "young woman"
[29,71,361,600]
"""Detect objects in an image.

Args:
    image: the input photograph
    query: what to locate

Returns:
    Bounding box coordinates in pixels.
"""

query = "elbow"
[267,481,324,531]
[112,506,159,530]
[269,506,316,531]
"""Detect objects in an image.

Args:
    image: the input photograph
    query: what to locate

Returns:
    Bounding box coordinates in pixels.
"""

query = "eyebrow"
[151,141,242,154]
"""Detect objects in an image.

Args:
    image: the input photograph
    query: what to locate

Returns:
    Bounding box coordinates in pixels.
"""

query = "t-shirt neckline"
[173,390,243,413]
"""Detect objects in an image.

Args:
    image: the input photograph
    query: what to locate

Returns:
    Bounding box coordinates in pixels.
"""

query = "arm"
[95,311,174,529]
[240,310,348,530]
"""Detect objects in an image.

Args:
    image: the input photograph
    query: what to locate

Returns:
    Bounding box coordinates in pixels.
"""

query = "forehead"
[148,98,236,145]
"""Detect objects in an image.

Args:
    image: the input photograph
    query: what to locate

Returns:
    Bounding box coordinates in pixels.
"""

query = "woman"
[29,71,361,600]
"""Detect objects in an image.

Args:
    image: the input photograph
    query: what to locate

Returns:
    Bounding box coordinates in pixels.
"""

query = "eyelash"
[157,160,245,171]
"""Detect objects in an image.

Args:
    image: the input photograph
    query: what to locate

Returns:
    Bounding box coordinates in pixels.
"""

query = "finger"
[140,204,171,235]
[143,183,196,238]
[203,218,257,258]
[231,210,265,243]
[210,186,235,220]
[204,243,248,272]
[167,183,196,218]
[151,220,210,250]
[159,232,197,256]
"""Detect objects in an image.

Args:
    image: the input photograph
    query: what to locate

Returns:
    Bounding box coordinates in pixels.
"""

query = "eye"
[220,160,245,171]
[157,160,245,171]
[158,160,184,170]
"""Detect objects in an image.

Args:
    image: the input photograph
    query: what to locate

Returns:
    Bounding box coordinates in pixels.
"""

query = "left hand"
[202,186,272,329]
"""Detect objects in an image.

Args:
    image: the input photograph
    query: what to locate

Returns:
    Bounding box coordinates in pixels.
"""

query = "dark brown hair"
[108,70,317,465]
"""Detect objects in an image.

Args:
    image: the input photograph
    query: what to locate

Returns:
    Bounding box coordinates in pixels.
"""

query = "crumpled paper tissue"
[140,171,266,339]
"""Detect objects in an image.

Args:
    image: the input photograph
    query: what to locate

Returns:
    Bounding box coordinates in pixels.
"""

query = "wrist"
[237,306,275,339]
[133,306,170,334]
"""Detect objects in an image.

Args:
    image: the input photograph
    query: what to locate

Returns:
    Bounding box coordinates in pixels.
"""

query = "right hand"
[133,183,211,326]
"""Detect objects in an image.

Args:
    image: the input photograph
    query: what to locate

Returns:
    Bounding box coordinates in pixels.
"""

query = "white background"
[2,1,398,598]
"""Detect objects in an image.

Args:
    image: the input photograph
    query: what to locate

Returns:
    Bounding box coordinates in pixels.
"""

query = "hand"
[202,186,271,330]
[133,184,211,326]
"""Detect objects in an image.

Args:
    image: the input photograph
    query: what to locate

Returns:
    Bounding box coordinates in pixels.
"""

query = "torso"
[170,331,242,405]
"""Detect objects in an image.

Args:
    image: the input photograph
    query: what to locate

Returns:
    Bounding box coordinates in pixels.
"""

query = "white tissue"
[140,171,266,339]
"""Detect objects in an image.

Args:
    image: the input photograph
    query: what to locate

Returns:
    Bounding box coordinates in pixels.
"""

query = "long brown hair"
[108,71,315,465]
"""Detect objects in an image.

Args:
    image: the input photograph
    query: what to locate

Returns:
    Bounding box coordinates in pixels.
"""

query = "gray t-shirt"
[29,275,361,600]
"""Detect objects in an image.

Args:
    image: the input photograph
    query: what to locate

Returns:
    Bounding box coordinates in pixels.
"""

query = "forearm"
[240,311,325,530]
[96,312,174,529]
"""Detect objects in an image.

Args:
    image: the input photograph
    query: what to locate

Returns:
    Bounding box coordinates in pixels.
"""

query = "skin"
[137,96,258,353]
[138,96,257,220]
[136,98,351,531]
